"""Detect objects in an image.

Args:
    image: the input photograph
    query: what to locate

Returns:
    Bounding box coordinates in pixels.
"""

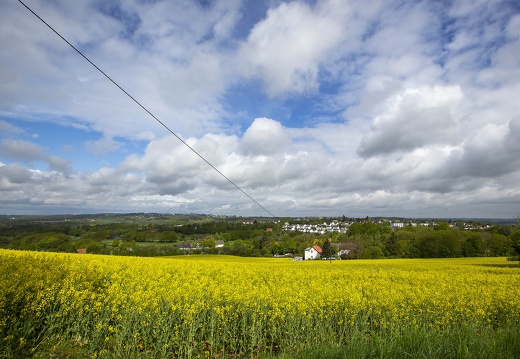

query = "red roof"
[312,245,322,254]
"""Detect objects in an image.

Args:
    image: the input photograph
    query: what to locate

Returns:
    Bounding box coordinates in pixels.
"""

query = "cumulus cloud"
[358,85,464,157]
[0,119,23,134]
[0,163,34,188]
[441,117,520,179]
[0,139,71,172]
[239,0,348,96]
[240,117,290,155]
[1,114,519,217]
[85,136,124,156]
[0,139,43,162]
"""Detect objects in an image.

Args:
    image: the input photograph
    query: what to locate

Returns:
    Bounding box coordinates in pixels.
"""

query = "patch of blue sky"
[1,118,143,172]
[231,1,269,41]
[87,136,146,170]
[95,1,141,38]
[224,77,346,132]
[223,80,281,127]
[282,95,344,127]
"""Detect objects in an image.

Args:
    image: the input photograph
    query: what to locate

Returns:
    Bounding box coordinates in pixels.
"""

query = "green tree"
[434,221,450,231]
[510,229,520,263]
[280,235,298,254]
[384,231,398,257]
[463,234,485,257]
[482,233,511,256]
[85,240,102,254]
[35,233,70,251]
[158,231,178,242]
[361,246,384,259]
[200,237,216,249]
[347,222,364,237]
[321,239,334,259]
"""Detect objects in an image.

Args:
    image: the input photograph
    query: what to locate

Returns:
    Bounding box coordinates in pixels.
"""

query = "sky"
[0,0,519,218]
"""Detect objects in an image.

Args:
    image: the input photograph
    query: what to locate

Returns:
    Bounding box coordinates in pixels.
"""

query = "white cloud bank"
[1,115,519,217]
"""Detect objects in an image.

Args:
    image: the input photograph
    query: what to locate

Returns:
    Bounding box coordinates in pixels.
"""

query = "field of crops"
[1,250,519,358]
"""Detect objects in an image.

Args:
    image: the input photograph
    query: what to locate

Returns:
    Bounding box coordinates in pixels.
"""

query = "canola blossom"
[1,250,519,358]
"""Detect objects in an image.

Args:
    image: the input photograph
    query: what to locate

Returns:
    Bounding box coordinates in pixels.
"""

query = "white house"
[304,245,322,260]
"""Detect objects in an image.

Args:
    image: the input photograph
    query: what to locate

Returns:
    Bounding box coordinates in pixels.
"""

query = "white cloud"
[0,119,23,134]
[0,139,71,172]
[240,117,290,155]
[358,85,464,157]
[239,0,348,96]
[0,163,34,188]
[441,117,520,179]
[85,136,124,156]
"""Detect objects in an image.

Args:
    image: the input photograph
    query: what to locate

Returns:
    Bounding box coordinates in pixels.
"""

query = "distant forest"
[1,214,519,261]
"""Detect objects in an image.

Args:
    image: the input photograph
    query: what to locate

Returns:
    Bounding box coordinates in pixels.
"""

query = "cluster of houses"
[282,222,348,234]
[283,219,491,233]
[175,240,225,251]
[282,220,423,234]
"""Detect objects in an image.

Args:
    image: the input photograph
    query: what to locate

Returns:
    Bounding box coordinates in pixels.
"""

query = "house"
[175,243,193,251]
[391,222,405,229]
[215,240,225,248]
[304,245,322,260]
[76,248,87,254]
[331,243,350,259]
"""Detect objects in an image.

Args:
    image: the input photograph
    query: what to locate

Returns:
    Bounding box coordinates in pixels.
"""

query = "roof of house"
[304,245,323,253]
[312,244,323,254]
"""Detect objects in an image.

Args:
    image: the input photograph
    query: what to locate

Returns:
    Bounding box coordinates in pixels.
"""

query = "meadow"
[1,250,519,358]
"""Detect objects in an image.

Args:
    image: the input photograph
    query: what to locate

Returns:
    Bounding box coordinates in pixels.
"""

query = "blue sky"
[0,0,519,218]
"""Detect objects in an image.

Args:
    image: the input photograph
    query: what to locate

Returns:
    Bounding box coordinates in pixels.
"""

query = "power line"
[18,0,275,217]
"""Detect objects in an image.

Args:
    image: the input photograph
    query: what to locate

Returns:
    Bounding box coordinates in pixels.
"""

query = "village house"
[331,242,352,259]
[175,243,193,251]
[304,245,322,260]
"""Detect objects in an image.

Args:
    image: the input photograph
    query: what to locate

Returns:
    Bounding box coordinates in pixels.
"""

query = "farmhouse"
[304,245,322,260]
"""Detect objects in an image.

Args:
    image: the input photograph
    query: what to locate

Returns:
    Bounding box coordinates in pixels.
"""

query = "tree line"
[1,217,519,261]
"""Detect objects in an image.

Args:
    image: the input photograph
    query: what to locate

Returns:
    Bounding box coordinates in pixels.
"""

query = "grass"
[269,323,520,359]
[25,323,520,359]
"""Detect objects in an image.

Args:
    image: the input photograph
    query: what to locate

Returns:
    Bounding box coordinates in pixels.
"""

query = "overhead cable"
[18,0,275,217]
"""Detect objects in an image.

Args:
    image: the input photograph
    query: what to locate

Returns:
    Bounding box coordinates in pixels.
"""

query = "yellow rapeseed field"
[1,250,519,358]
